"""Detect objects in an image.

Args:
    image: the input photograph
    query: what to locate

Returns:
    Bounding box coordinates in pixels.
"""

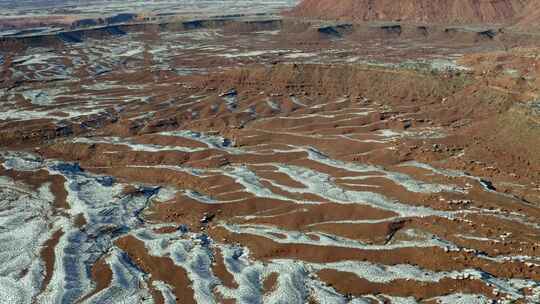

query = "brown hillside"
[288,0,530,25]
[515,1,540,30]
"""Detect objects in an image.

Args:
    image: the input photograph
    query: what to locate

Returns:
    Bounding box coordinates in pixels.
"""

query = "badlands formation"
[290,0,531,25]
[1,0,540,303]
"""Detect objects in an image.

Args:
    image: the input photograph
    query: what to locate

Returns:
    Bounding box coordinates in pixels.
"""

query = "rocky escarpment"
[288,0,530,25]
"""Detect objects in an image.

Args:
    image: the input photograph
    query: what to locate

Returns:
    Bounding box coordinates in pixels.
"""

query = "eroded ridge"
[1,5,540,304]
[2,113,540,303]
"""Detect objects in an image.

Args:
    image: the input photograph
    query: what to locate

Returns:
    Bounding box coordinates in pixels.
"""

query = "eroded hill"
[289,0,530,25]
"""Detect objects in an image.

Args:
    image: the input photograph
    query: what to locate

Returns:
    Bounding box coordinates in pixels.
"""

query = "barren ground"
[1,2,540,304]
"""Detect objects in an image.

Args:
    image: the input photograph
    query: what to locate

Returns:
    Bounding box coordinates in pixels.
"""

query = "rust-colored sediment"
[115,235,196,304]
[212,247,238,289]
[77,253,113,303]
[317,269,494,301]
[39,229,64,294]
[263,272,279,295]
[0,167,69,209]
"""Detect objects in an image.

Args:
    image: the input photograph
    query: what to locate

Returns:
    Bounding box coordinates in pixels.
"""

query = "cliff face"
[288,0,530,25]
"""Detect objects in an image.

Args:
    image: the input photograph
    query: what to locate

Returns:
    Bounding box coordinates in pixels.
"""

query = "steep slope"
[515,1,540,30]
[289,0,529,25]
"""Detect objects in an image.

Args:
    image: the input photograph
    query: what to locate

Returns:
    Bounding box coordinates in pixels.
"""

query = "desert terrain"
[1,0,540,303]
